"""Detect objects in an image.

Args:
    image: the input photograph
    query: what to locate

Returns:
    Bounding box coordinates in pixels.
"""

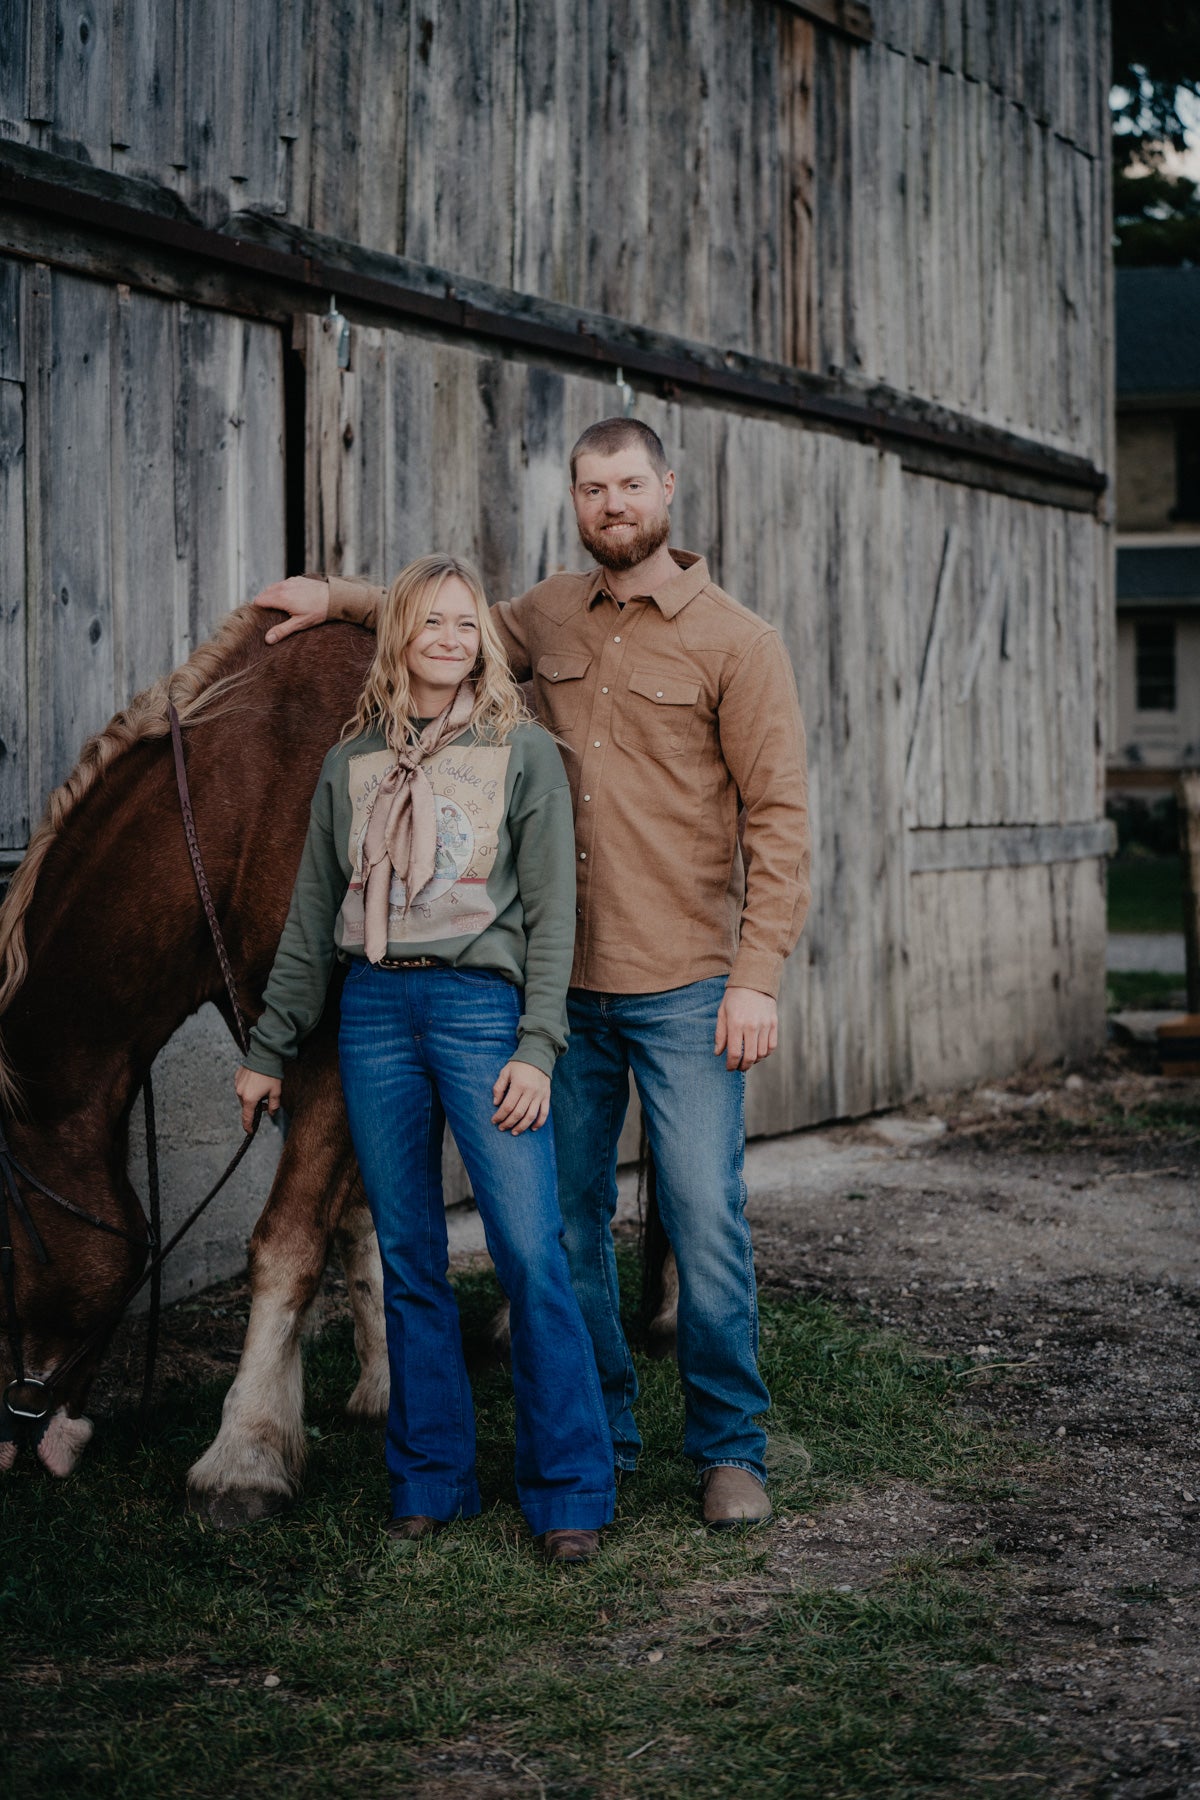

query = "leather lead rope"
[136,1073,162,1439]
[169,701,252,1055]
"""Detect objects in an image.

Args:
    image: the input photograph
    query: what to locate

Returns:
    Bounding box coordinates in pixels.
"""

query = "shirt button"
[583,794,591,801]
[579,852,587,860]
[601,686,609,694]
[593,740,601,748]
[614,634,621,642]
[656,690,663,697]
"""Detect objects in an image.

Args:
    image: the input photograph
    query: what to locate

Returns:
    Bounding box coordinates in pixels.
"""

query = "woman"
[235,554,614,1565]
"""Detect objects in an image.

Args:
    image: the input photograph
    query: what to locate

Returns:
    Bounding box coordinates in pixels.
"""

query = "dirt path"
[742,1052,1199,1798]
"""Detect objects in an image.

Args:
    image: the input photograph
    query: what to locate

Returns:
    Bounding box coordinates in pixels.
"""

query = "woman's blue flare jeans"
[337,961,615,1537]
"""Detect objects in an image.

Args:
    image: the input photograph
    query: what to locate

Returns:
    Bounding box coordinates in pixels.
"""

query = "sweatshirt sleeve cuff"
[243,1043,287,1079]
[514,1030,560,1077]
[328,577,382,627]
[727,950,783,999]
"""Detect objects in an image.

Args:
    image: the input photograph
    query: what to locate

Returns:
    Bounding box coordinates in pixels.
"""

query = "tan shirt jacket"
[329,549,810,998]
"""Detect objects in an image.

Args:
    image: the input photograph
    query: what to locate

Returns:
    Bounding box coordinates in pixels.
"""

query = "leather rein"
[1,702,265,1439]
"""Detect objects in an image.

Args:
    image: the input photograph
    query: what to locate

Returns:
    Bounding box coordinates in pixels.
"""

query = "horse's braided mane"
[0,607,265,1108]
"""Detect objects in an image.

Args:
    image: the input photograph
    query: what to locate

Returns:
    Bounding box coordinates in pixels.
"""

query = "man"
[254,418,810,1530]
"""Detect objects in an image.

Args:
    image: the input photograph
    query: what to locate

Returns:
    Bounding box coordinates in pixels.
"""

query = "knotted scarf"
[360,682,477,962]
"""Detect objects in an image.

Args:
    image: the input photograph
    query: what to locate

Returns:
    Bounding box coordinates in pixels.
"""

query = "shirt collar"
[585,548,709,619]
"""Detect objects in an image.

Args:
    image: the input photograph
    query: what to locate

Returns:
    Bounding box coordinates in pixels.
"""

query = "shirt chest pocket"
[536,652,592,731]
[621,670,702,758]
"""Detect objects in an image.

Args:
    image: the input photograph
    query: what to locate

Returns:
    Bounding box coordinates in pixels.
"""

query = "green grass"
[1107,854,1184,934]
[1106,969,1188,1012]
[2,1270,1045,1799]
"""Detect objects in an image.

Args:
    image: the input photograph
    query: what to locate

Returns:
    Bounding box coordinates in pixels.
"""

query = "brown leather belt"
[374,956,444,971]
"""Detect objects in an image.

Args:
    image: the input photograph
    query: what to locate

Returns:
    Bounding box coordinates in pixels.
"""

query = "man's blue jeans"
[338,961,615,1536]
[553,977,769,1483]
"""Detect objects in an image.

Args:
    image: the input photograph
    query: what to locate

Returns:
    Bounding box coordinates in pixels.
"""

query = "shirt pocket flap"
[537,652,592,683]
[628,671,701,707]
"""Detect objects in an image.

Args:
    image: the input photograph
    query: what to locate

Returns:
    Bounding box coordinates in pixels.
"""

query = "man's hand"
[235,1065,282,1133]
[252,576,331,644]
[491,1060,551,1134]
[715,987,778,1071]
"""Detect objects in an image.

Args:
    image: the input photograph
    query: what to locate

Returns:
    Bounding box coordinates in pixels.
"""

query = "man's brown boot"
[386,1515,445,1542]
[540,1528,601,1566]
[701,1467,773,1531]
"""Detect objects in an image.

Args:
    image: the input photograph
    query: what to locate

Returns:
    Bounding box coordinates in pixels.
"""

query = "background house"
[1111,265,1200,793]
[0,0,1113,1297]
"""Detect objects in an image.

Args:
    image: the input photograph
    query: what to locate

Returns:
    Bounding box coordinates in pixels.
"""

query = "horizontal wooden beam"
[908,821,1116,873]
[776,0,873,43]
[0,144,1107,513]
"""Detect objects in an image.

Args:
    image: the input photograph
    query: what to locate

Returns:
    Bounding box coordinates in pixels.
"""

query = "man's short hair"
[569,418,669,483]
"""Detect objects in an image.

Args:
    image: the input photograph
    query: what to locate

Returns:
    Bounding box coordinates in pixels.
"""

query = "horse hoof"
[35,1409,94,1476]
[190,1485,290,1529]
[645,1322,678,1362]
[0,1439,17,1473]
[345,1377,388,1423]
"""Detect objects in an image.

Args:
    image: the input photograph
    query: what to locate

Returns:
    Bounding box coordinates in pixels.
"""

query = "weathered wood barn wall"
[0,0,1112,1284]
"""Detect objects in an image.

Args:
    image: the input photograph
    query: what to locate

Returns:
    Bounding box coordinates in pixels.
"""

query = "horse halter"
[0,702,263,1438]
[0,1103,156,1427]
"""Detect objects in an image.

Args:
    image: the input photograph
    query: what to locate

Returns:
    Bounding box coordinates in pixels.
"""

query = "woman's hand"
[252,576,331,644]
[235,1065,282,1134]
[491,1060,551,1135]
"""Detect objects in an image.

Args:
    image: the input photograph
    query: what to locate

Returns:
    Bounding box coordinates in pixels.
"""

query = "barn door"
[0,256,287,856]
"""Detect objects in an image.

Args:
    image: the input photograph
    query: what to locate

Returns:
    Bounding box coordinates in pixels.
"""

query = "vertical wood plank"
[110,0,177,175]
[706,0,752,351]
[428,0,517,287]
[0,375,28,847]
[109,283,186,701]
[355,0,408,254]
[582,0,650,323]
[511,0,586,303]
[53,0,110,160]
[648,0,711,345]
[779,11,815,370]
[178,0,235,220]
[0,0,30,130]
[43,271,115,792]
[306,0,363,241]
[25,0,55,125]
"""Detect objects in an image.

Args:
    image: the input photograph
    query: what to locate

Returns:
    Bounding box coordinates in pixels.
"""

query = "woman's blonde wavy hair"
[342,554,529,752]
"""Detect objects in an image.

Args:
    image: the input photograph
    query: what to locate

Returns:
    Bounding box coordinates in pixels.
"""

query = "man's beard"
[577,506,671,573]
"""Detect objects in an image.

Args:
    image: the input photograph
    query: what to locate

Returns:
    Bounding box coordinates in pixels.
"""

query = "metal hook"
[615,365,635,418]
[326,295,351,370]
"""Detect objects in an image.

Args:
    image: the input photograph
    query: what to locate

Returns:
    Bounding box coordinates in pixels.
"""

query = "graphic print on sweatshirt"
[339,745,512,945]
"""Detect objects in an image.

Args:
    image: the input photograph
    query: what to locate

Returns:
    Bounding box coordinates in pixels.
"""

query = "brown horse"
[0,610,391,1522]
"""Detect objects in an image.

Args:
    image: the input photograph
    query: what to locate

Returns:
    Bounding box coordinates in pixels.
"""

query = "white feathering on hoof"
[489,1299,512,1356]
[35,1409,94,1477]
[186,1286,307,1520]
[337,1208,390,1420]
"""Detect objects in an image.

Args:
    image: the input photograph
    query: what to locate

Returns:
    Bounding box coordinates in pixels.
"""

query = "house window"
[1176,415,1200,521]
[1135,622,1177,711]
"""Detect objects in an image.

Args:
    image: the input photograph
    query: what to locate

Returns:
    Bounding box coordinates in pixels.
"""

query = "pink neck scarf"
[360,682,476,961]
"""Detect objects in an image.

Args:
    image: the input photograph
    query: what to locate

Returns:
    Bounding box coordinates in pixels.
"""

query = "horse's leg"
[333,1183,389,1421]
[640,1144,679,1360]
[186,1031,353,1526]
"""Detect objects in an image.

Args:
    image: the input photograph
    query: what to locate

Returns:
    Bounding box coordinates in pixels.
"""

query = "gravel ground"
[741,1050,1199,1799]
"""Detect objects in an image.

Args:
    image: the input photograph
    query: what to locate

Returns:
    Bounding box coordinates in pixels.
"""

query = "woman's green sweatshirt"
[244,720,575,1080]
